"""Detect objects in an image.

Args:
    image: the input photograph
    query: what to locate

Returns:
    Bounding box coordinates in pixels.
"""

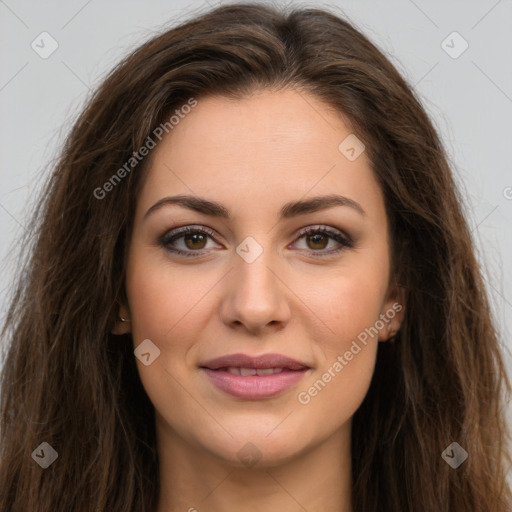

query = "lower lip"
[201,368,309,400]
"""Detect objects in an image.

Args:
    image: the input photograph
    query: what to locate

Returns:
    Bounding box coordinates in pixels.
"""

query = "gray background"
[1,0,511,462]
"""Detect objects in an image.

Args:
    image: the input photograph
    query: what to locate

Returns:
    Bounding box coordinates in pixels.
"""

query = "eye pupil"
[185,233,207,249]
[308,233,328,250]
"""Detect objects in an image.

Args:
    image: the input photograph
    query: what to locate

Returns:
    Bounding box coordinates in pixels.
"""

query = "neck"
[155,415,354,512]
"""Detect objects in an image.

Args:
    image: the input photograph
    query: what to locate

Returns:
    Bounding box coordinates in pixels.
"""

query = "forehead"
[137,89,384,221]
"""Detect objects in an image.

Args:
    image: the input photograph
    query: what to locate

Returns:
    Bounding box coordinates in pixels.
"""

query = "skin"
[113,88,405,512]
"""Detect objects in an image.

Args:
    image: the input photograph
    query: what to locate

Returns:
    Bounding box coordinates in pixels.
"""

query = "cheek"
[126,250,211,342]
[295,282,382,438]
[296,264,387,414]
[311,264,388,343]
[125,253,207,422]
[125,251,217,404]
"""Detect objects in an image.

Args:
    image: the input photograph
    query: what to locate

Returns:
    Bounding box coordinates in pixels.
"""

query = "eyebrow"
[143,193,366,221]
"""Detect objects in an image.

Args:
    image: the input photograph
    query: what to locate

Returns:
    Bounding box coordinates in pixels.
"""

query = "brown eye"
[306,232,329,250]
[293,226,354,256]
[160,226,220,257]
[183,232,208,250]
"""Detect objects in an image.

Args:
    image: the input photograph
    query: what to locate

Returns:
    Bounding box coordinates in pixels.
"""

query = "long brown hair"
[1,3,510,511]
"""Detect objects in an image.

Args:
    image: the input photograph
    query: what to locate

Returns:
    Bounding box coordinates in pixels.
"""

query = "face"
[115,88,404,467]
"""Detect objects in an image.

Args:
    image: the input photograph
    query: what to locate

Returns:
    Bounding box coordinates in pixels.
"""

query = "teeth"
[240,368,257,376]
[223,367,285,376]
[255,368,276,376]
[259,368,284,375]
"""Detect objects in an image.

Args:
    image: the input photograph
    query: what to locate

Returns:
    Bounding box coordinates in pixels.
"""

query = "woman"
[1,3,510,511]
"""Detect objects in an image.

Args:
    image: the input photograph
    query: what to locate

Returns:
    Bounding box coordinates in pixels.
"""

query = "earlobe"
[111,306,131,335]
[378,281,406,342]
[111,316,131,335]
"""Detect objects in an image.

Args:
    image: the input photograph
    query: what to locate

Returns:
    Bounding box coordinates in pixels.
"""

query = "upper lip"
[200,353,310,371]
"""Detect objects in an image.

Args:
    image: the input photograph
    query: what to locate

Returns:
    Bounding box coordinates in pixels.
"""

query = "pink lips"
[200,352,310,400]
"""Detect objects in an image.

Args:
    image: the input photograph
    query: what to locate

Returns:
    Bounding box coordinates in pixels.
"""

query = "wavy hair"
[1,3,510,511]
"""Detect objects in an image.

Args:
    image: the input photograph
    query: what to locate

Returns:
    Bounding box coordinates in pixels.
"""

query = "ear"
[111,303,132,335]
[377,278,406,342]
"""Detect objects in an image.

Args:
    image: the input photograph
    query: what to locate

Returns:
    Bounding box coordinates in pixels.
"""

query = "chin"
[199,424,315,468]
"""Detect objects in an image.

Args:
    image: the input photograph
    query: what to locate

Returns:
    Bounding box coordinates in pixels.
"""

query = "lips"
[200,353,309,371]
[221,367,285,376]
[199,353,311,400]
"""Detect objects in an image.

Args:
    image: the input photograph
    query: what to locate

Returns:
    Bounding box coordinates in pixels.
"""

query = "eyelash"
[159,225,354,258]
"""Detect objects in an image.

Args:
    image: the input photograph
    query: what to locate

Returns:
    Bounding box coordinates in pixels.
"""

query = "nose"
[219,248,291,335]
